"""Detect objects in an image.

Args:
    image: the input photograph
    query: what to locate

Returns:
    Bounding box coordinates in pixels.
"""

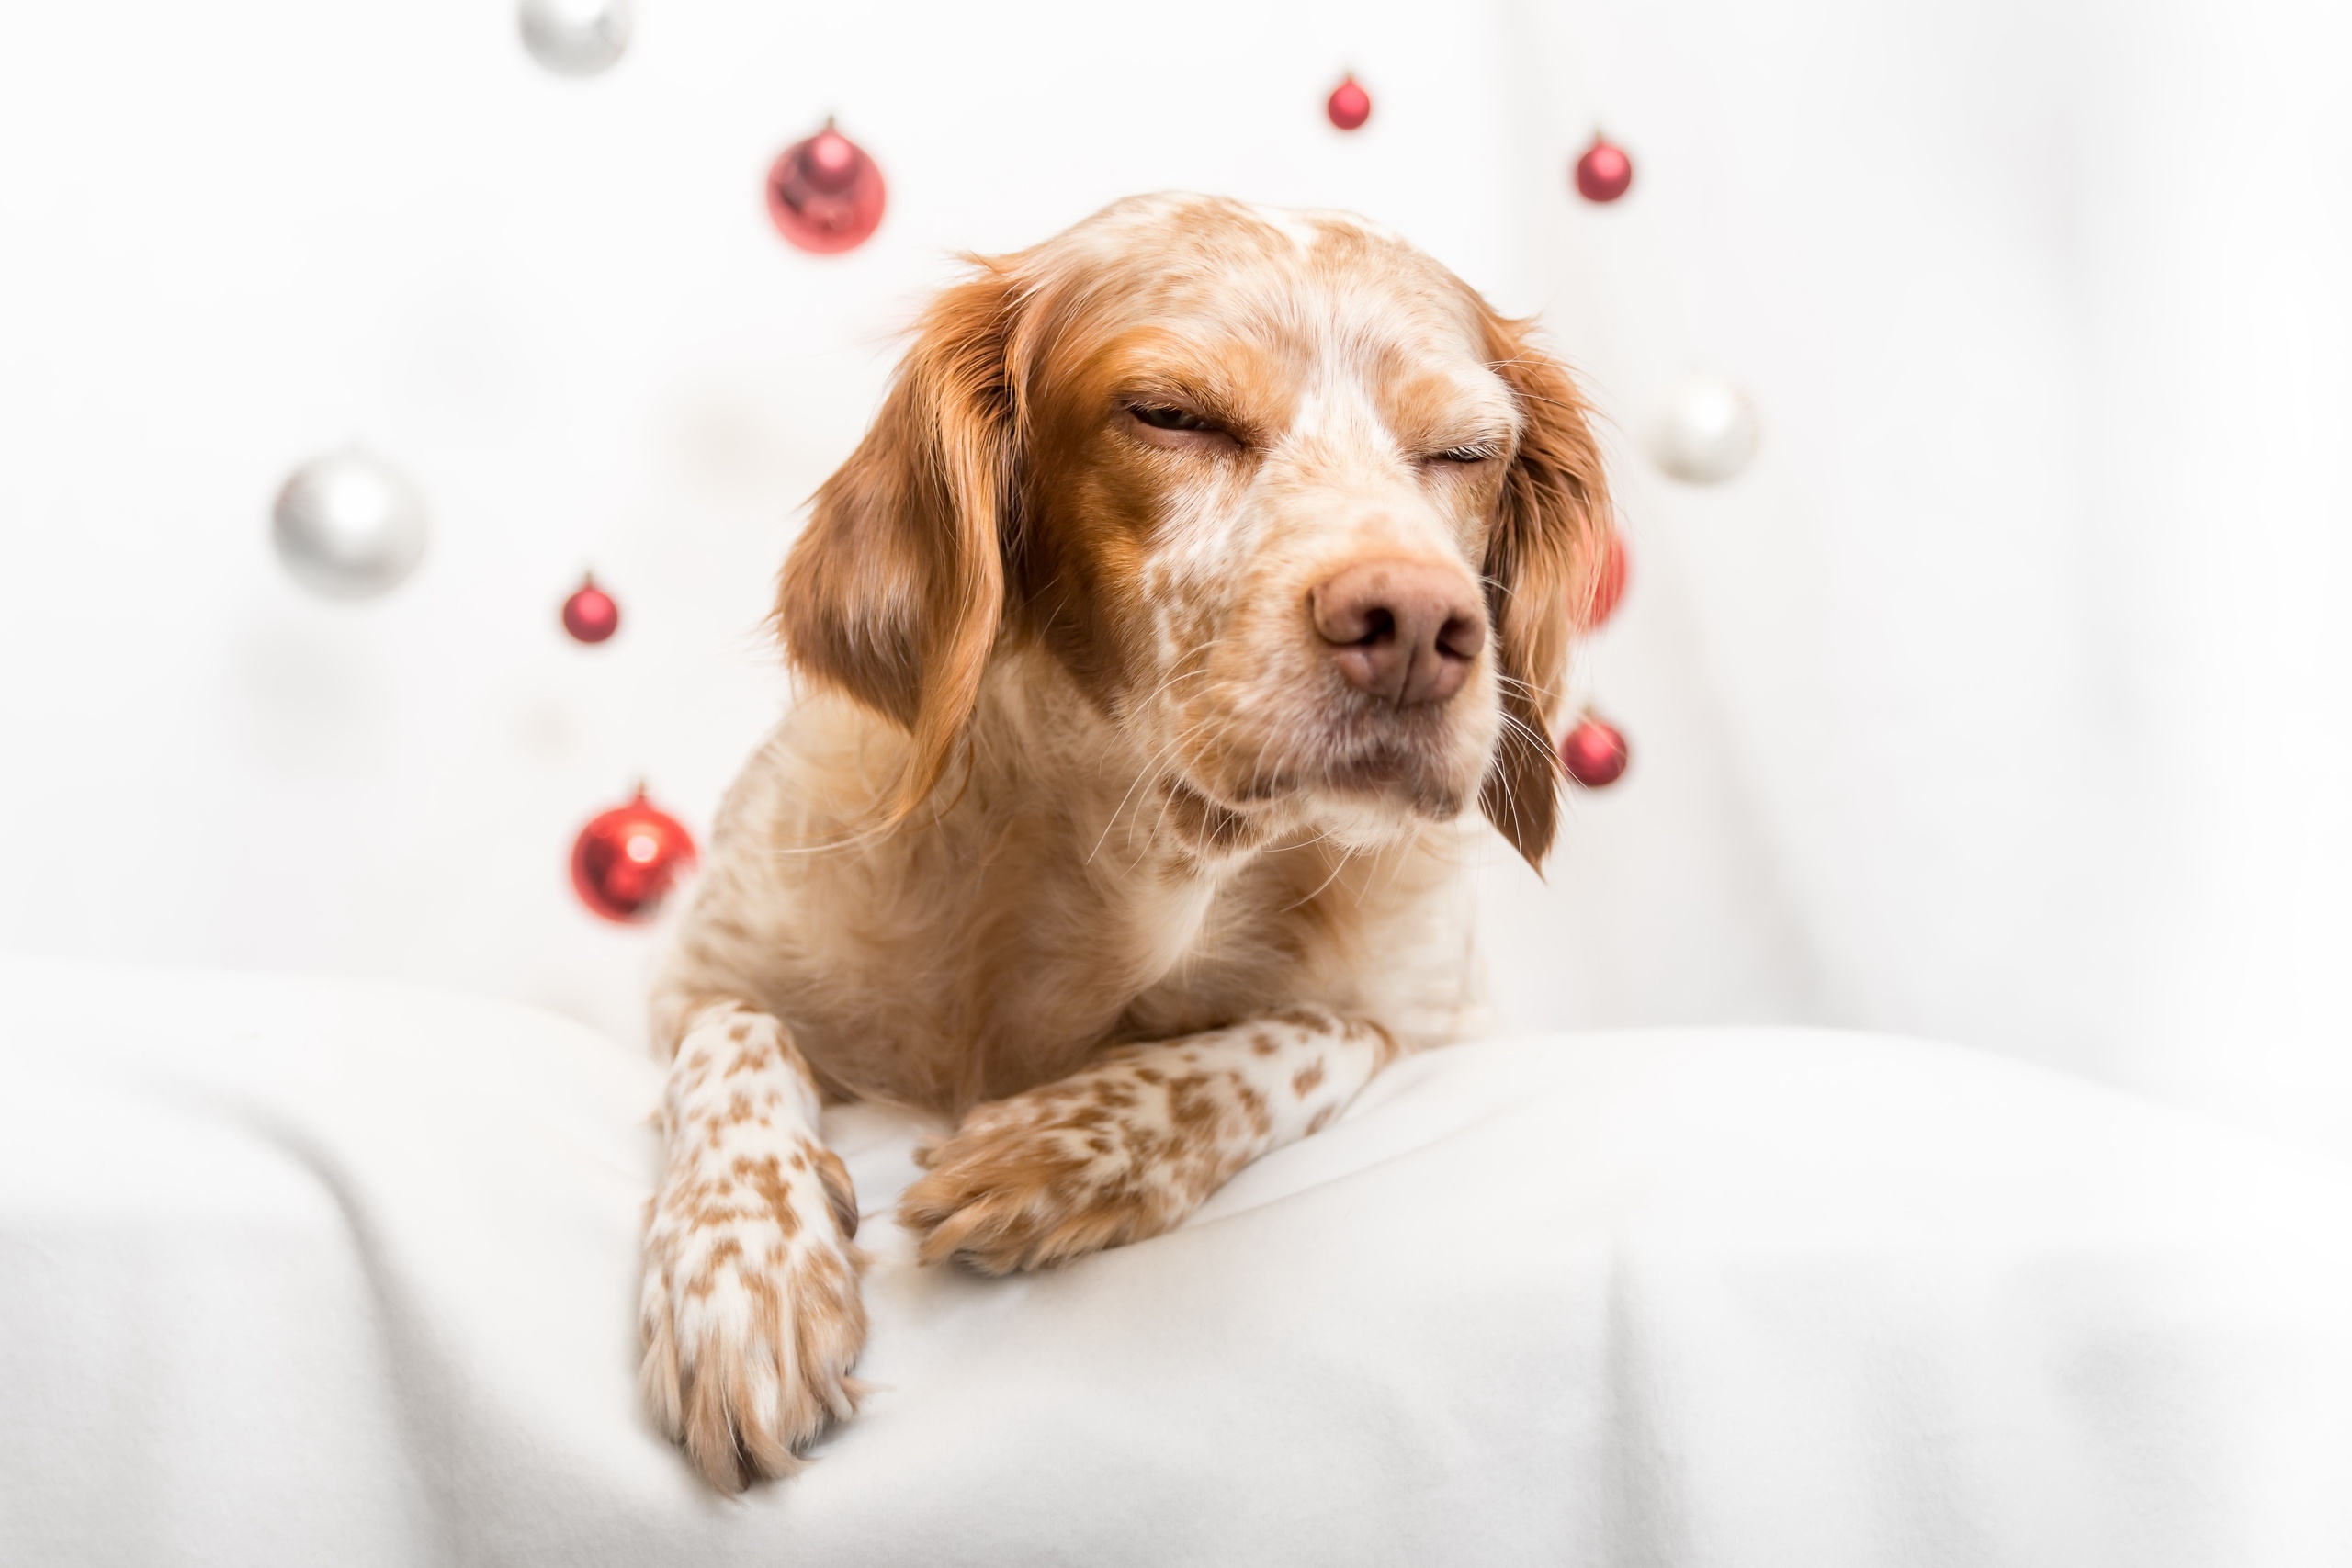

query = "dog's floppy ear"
[775,262,1022,818]
[1476,310,1612,869]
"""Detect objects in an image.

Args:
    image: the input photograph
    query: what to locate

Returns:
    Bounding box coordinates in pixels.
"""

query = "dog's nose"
[1309,559,1485,707]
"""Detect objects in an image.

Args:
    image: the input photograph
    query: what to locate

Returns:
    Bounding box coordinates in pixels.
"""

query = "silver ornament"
[519,0,634,77]
[271,448,429,600]
[1648,373,1761,485]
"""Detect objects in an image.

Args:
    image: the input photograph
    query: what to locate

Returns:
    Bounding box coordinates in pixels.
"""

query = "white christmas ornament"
[270,449,429,600]
[518,0,633,77]
[1648,373,1761,485]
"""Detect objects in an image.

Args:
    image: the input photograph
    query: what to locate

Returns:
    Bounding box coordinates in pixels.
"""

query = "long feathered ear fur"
[774,263,1023,819]
[1476,310,1613,870]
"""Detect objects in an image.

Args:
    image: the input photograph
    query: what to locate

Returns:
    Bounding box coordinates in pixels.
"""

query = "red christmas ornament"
[1327,74,1372,130]
[571,785,697,922]
[560,572,620,644]
[1560,713,1630,788]
[1578,531,1630,630]
[765,118,887,254]
[1573,134,1634,203]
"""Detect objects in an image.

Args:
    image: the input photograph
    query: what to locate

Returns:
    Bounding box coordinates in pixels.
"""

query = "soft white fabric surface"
[6,955,2351,1566]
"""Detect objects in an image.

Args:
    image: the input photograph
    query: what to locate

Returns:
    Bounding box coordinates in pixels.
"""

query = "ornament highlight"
[1327,74,1372,131]
[1579,530,1630,630]
[571,785,696,922]
[1573,134,1634,203]
[560,572,620,644]
[1561,713,1630,788]
[270,448,429,600]
[518,0,633,77]
[1649,373,1761,485]
[766,119,887,254]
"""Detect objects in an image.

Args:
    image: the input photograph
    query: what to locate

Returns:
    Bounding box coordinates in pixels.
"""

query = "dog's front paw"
[639,1135,866,1490]
[898,1058,1238,1274]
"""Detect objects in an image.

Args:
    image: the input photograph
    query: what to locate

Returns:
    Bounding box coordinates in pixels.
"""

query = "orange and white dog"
[639,194,1611,1490]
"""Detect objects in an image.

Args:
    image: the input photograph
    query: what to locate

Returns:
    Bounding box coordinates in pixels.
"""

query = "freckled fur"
[638,195,1611,1491]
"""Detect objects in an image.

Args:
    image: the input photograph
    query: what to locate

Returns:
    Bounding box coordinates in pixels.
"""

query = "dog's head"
[776,195,1610,867]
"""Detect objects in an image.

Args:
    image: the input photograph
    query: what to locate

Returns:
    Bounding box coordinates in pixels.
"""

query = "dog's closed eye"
[1131,404,1216,433]
[1126,402,1240,452]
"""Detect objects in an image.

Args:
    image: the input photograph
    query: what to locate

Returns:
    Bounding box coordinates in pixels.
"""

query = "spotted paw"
[639,1134,865,1490]
[898,1055,1246,1274]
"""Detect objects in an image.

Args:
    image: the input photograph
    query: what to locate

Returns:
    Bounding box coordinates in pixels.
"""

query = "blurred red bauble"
[571,786,697,922]
[1573,134,1634,203]
[1578,531,1630,630]
[560,573,620,644]
[766,119,887,254]
[1560,713,1630,788]
[1327,74,1372,130]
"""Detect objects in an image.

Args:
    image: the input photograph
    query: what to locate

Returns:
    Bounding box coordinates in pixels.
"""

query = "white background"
[3,0,2346,1159]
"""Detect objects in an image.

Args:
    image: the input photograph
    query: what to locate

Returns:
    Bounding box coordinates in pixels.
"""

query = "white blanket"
[5,955,2350,1565]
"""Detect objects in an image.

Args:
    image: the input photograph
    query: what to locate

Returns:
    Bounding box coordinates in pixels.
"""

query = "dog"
[638,193,1611,1490]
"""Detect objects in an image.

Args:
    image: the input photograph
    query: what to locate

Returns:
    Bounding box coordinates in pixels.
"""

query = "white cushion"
[5,954,2349,1565]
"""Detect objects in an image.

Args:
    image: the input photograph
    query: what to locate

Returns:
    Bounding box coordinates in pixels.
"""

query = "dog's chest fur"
[660,665,1487,1113]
